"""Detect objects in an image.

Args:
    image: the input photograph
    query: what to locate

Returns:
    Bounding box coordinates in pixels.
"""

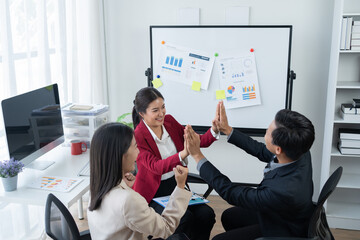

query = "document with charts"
[155,42,215,90]
[28,176,83,192]
[218,52,262,109]
[153,193,209,208]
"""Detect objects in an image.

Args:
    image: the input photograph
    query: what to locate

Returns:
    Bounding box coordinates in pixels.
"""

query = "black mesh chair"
[256,166,343,240]
[45,193,91,240]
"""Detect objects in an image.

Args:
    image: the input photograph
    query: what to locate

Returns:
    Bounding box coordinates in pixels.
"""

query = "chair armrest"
[187,173,207,183]
[187,173,213,199]
[79,229,92,239]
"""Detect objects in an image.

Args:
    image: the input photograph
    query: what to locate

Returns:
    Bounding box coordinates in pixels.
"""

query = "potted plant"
[0,158,24,192]
[116,113,134,129]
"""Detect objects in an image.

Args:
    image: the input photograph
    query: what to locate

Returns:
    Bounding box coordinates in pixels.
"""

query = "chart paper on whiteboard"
[218,53,261,109]
[155,42,215,90]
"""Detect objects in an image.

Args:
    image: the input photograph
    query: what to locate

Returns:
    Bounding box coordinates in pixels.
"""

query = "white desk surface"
[0,145,90,208]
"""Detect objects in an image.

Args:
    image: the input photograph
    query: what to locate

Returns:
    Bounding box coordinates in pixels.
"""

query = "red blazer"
[133,114,216,203]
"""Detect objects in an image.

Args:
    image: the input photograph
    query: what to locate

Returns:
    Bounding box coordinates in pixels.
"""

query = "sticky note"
[191,81,201,91]
[152,78,163,88]
[216,90,226,99]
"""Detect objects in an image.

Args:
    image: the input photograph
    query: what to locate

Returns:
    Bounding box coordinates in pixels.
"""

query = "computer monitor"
[1,84,64,170]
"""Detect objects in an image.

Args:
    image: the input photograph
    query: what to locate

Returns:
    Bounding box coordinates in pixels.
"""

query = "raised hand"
[216,101,232,135]
[184,125,205,162]
[173,165,188,189]
[180,136,189,160]
[123,172,136,188]
[211,101,220,134]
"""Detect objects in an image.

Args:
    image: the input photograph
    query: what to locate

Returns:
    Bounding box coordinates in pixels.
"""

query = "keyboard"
[26,161,55,170]
[78,161,90,176]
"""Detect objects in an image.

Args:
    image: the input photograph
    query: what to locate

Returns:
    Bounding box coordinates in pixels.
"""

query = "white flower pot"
[1,175,18,192]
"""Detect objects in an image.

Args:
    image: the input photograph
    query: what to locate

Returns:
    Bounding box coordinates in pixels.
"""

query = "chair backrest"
[45,193,81,240]
[308,166,343,240]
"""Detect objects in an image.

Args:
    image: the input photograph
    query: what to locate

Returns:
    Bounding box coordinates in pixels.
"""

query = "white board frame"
[149,26,293,135]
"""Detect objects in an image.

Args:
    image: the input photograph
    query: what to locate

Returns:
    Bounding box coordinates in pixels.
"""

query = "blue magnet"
[157,75,160,78]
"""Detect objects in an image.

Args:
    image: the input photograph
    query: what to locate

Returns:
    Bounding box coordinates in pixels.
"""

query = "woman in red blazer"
[132,87,218,240]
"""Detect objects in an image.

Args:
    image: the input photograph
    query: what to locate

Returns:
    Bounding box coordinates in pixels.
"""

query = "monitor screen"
[1,84,64,167]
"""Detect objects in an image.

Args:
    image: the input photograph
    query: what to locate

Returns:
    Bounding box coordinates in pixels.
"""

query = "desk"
[0,145,90,239]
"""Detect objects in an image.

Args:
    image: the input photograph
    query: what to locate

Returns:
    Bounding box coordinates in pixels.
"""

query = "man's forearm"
[192,152,205,164]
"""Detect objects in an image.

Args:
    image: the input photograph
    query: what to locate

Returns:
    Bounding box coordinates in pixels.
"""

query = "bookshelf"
[321,0,360,230]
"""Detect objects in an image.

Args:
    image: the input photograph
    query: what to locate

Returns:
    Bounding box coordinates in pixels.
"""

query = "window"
[0,0,108,160]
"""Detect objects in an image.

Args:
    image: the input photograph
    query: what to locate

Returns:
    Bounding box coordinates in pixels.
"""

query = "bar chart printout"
[156,42,214,90]
[218,52,262,109]
[28,176,83,192]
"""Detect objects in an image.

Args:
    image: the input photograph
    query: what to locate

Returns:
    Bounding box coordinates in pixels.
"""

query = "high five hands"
[185,101,232,164]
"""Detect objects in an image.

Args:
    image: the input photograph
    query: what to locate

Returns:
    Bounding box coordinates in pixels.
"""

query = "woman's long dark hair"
[132,87,164,129]
[88,122,133,211]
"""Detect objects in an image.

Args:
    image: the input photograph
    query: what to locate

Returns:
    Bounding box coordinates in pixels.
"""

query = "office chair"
[187,173,214,198]
[256,166,343,240]
[45,193,91,240]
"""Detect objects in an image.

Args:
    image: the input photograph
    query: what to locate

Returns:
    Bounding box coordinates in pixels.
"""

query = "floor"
[65,195,360,240]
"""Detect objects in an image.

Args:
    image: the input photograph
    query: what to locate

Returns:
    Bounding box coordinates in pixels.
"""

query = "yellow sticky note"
[152,78,163,88]
[216,90,226,99]
[191,81,201,91]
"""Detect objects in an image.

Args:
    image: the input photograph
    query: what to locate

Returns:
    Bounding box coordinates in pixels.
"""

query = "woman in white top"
[87,122,192,240]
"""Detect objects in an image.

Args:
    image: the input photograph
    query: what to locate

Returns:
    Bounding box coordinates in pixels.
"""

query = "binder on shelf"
[340,17,347,50]
[339,128,360,140]
[339,139,360,148]
[341,103,359,114]
[345,17,353,50]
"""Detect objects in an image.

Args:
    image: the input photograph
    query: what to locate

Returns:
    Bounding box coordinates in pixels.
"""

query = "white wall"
[103,0,335,199]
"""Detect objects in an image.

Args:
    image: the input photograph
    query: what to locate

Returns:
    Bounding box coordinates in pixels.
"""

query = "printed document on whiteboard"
[155,42,215,90]
[218,52,262,109]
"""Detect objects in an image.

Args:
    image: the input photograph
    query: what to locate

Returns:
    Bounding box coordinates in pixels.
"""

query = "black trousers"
[150,200,215,240]
[212,207,262,240]
[150,177,215,240]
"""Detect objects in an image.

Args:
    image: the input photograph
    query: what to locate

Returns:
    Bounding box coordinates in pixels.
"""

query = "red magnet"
[250,48,254,52]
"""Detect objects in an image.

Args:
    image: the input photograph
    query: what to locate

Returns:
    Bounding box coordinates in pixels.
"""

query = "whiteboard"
[150,26,292,135]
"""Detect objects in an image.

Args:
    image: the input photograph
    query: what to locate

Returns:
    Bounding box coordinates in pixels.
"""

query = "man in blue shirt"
[185,101,315,240]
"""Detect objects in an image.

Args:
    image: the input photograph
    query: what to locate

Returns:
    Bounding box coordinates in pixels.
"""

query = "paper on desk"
[27,176,83,192]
